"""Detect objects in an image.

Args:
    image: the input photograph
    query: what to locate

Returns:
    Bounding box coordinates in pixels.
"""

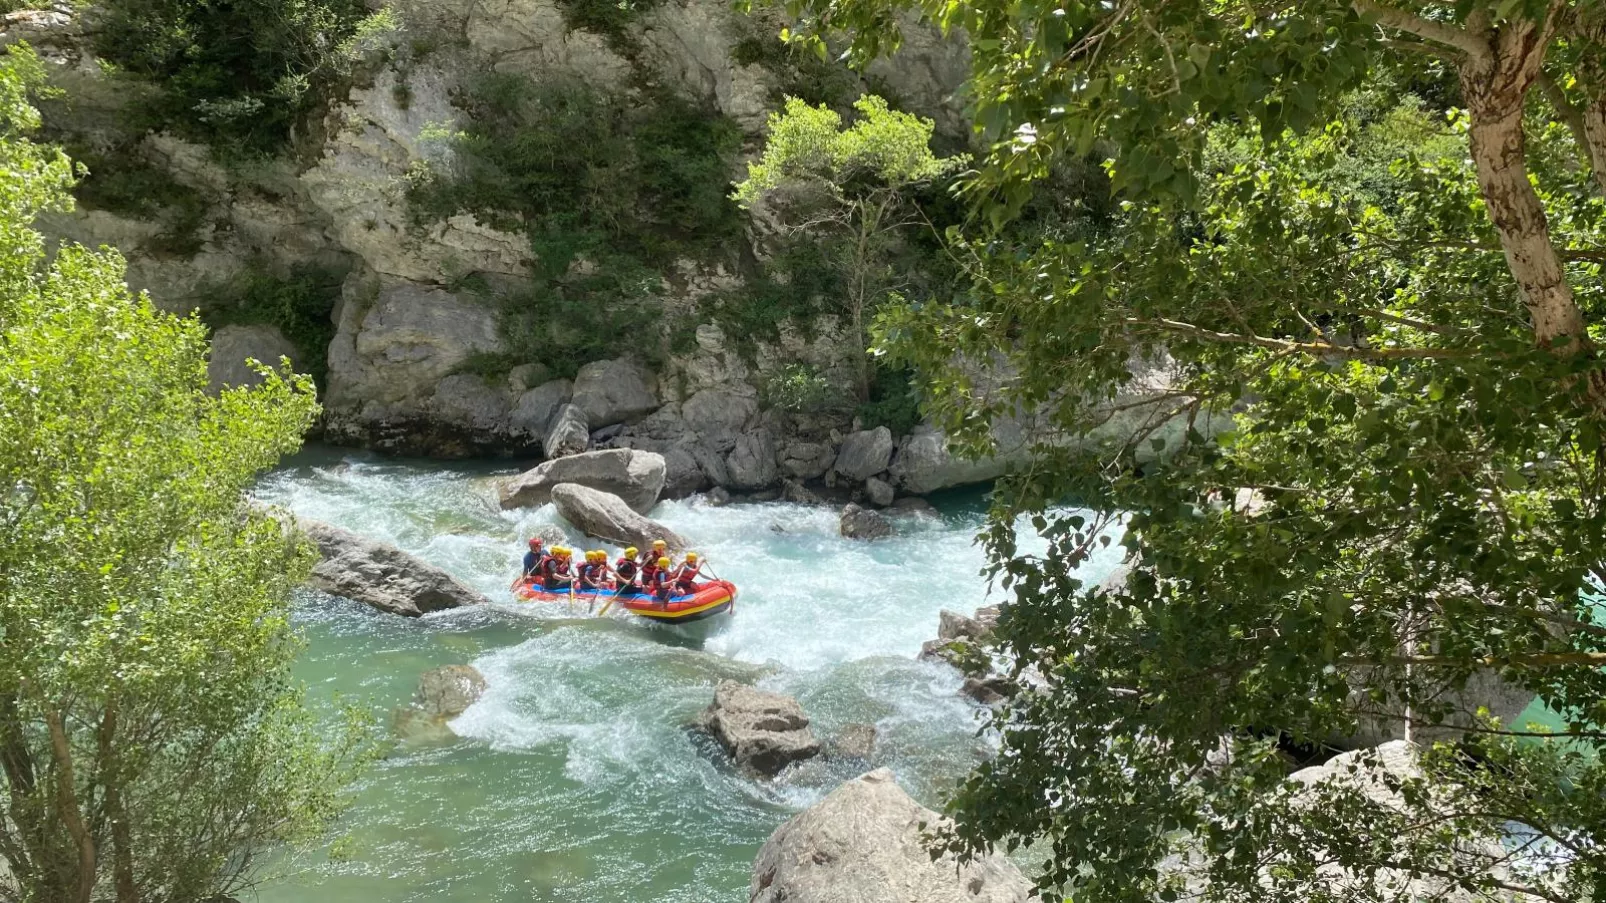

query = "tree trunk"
[1459,17,1593,357]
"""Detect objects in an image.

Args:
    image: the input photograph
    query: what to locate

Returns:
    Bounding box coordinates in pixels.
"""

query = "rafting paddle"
[597,583,629,617]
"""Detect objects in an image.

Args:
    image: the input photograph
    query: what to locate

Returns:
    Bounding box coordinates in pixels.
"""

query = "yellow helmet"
[686,552,699,562]
[652,539,667,549]
[625,546,638,557]
[593,550,605,562]
[556,547,571,557]
[657,557,671,568]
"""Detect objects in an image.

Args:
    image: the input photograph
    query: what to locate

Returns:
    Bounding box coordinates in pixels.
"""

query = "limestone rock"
[571,357,659,429]
[695,680,821,778]
[660,444,709,499]
[864,476,895,508]
[726,428,779,491]
[544,403,591,459]
[702,486,732,507]
[550,483,686,551]
[780,479,822,505]
[832,426,894,482]
[780,440,837,481]
[208,324,300,392]
[840,504,893,541]
[890,425,1017,496]
[682,388,758,437]
[430,374,512,434]
[960,676,1015,706]
[750,769,1034,903]
[300,519,487,617]
[499,448,667,513]
[830,723,877,760]
[508,379,572,441]
[940,606,1000,643]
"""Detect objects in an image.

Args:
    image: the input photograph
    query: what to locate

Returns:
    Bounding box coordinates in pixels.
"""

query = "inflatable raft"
[512,577,737,624]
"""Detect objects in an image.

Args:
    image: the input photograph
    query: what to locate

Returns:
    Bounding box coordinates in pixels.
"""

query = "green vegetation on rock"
[67,143,210,256]
[787,1,1606,901]
[205,263,346,388]
[93,0,381,157]
[0,47,366,899]
[408,74,743,379]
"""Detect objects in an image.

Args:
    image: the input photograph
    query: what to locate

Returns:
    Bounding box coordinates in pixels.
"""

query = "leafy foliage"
[734,95,964,401]
[763,362,842,414]
[0,46,366,899]
[782,2,1606,902]
[92,0,381,156]
[552,0,663,55]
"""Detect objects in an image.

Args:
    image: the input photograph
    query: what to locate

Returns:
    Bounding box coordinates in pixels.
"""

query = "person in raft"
[648,556,675,606]
[640,539,667,569]
[522,537,547,580]
[614,547,641,592]
[672,552,704,594]
[581,551,613,591]
[541,546,574,590]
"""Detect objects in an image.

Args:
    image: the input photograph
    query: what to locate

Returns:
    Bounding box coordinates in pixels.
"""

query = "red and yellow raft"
[512,577,737,624]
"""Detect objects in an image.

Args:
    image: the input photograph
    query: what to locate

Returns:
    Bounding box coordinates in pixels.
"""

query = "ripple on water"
[252,447,1121,903]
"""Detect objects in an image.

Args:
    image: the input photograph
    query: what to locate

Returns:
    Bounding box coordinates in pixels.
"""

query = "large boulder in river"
[750,768,1034,903]
[499,448,667,513]
[300,519,487,617]
[571,357,658,429]
[550,483,686,551]
[695,680,821,778]
[544,403,591,458]
[832,426,894,482]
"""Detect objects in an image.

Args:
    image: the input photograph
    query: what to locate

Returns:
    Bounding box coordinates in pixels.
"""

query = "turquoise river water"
[248,447,1123,902]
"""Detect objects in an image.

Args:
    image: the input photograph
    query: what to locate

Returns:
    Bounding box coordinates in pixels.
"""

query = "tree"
[0,46,364,901]
[732,94,964,401]
[775,2,1606,902]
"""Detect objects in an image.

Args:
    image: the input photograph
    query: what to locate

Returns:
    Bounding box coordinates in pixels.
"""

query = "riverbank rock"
[840,503,893,540]
[499,448,667,513]
[727,428,780,491]
[694,680,821,778]
[750,769,1034,903]
[208,323,299,392]
[571,358,658,428]
[921,606,1002,677]
[865,476,896,507]
[394,664,487,742]
[550,483,686,551]
[300,519,487,617]
[544,403,591,458]
[832,426,894,482]
[960,676,1015,706]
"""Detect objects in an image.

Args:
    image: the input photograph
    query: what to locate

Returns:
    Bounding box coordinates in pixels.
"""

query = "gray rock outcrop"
[300,519,488,617]
[726,428,780,491]
[508,378,573,441]
[832,426,894,482]
[499,448,667,513]
[750,768,1034,903]
[208,323,299,392]
[549,483,685,550]
[830,723,877,760]
[864,476,896,507]
[695,680,821,778]
[571,357,658,429]
[840,503,893,541]
[544,403,591,459]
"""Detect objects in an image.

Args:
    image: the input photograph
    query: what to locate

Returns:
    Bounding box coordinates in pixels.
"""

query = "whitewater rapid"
[251,447,1122,902]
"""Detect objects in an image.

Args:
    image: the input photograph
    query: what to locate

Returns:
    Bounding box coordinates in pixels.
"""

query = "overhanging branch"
[1352,0,1491,61]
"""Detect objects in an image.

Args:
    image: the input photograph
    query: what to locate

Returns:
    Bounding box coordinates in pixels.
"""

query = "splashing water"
[250,447,1123,902]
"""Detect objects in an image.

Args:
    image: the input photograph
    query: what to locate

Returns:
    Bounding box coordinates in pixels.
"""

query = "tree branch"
[1351,0,1490,61]
[1345,651,1606,668]
[1124,317,1478,359]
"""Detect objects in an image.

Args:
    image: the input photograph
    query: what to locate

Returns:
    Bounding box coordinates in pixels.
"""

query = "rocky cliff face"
[3,1,1192,500]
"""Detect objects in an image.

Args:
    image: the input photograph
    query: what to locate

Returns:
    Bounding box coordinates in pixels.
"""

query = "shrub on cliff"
[93,0,384,156]
[0,47,368,899]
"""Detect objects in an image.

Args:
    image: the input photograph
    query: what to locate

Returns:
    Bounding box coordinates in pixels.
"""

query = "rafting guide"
[512,536,737,624]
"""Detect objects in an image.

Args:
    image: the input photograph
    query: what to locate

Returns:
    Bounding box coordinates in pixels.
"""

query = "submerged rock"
[830,723,877,761]
[499,448,667,513]
[839,503,893,541]
[394,664,487,742]
[960,675,1015,706]
[694,680,821,778]
[300,519,487,617]
[550,483,686,551]
[750,768,1033,903]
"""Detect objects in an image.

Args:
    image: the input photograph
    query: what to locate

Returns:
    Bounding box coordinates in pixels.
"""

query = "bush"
[93,0,379,157]
[763,362,847,414]
[855,363,922,434]
[553,0,663,54]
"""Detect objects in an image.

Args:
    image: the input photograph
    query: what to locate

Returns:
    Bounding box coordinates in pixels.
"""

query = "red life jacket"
[615,558,638,581]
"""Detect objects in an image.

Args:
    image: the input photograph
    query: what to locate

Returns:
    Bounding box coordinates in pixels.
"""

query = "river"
[247,446,1122,902]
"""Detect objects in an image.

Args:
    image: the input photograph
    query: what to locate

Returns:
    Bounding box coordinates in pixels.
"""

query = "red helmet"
[528,537,544,550]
